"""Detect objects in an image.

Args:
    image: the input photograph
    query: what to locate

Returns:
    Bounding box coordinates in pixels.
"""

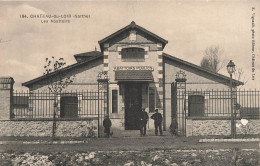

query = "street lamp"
[227,60,236,138]
[227,60,236,76]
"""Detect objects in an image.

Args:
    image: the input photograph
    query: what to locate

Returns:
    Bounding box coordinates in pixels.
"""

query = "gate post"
[97,71,109,138]
[170,82,178,135]
[0,77,14,120]
[175,71,187,136]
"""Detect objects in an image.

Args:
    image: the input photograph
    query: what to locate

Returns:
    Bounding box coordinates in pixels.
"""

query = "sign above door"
[113,66,154,71]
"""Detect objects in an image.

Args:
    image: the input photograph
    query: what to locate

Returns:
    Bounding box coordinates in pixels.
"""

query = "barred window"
[240,107,259,119]
[121,48,145,62]
[60,95,78,118]
[188,95,205,116]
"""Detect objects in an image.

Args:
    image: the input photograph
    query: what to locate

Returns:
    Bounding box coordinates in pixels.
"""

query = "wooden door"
[125,83,142,130]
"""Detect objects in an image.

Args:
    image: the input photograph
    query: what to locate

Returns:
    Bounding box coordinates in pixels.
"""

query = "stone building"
[3,21,258,137]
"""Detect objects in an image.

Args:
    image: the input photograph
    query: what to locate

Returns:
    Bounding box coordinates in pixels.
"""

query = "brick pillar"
[0,77,14,120]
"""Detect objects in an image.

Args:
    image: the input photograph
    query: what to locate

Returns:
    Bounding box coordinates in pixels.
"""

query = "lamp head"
[227,60,236,75]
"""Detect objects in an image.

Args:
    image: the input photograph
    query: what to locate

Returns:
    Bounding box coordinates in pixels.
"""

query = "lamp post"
[227,60,236,138]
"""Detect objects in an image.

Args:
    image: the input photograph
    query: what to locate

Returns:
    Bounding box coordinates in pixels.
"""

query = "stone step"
[111,129,171,138]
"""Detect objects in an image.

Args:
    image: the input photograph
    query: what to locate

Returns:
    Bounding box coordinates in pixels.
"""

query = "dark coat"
[151,112,162,124]
[103,117,112,128]
[140,111,148,122]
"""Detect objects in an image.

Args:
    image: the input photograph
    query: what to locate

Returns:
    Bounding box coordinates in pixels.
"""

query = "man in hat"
[103,114,112,138]
[151,109,163,136]
[139,108,149,136]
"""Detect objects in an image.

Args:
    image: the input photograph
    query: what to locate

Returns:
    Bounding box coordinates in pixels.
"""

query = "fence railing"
[182,89,260,119]
[12,89,260,120]
[12,91,107,119]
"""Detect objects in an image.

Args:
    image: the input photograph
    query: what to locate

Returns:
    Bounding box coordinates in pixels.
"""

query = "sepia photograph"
[0,0,259,165]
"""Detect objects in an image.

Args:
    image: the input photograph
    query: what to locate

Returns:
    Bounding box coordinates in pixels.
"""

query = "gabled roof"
[74,51,101,57]
[162,53,243,86]
[98,21,168,51]
[22,51,243,88]
[74,51,101,62]
[22,54,103,87]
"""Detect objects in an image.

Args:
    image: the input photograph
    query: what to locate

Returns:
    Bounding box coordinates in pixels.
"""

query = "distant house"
[21,21,244,135]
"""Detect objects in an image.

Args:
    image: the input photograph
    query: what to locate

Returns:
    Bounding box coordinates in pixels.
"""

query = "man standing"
[103,114,112,138]
[151,109,163,136]
[139,108,148,136]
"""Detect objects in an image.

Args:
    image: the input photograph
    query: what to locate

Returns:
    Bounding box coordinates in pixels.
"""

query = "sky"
[0,0,259,90]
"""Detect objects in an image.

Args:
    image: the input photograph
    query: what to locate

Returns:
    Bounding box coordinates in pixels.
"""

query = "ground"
[0,135,259,152]
[0,131,259,165]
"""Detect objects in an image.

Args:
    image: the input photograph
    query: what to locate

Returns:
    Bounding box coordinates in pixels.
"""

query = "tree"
[43,56,74,139]
[233,68,243,82]
[233,67,249,88]
[200,46,224,73]
[43,57,74,93]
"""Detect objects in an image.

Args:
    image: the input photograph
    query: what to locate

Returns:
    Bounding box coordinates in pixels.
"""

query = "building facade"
[18,21,247,136]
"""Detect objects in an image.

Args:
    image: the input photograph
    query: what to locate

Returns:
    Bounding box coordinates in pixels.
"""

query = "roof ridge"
[162,52,243,86]
[98,21,168,51]
[22,54,103,87]
[74,51,101,57]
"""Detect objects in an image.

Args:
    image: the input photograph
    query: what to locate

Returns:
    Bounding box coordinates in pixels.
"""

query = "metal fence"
[183,89,260,119]
[12,91,107,119]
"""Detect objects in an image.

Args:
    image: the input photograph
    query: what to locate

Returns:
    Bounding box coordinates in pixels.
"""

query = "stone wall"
[0,120,98,137]
[236,119,260,135]
[0,90,11,120]
[187,119,260,136]
[191,119,231,136]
